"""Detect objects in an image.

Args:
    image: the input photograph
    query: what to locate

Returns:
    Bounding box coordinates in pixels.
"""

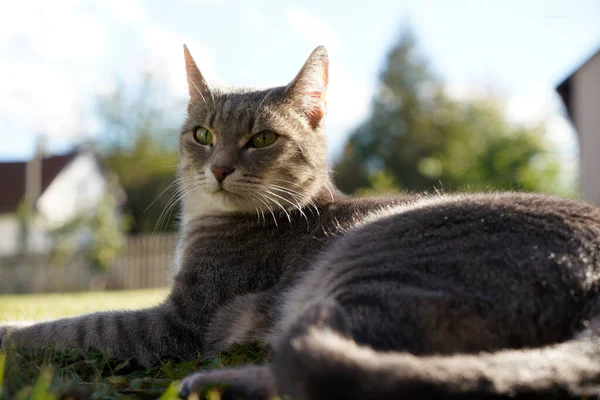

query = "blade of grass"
[159,381,180,400]
[30,365,55,400]
[0,351,5,400]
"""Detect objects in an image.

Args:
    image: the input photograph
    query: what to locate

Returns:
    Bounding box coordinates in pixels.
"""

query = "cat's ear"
[286,46,329,128]
[183,44,211,101]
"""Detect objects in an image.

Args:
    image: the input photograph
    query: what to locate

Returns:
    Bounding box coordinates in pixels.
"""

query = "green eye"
[251,131,278,148]
[193,127,213,145]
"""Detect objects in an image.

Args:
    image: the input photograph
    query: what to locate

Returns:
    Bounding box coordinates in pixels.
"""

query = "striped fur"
[181,193,600,399]
[3,47,600,399]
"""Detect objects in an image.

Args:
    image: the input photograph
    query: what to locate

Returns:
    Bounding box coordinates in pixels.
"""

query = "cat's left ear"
[183,44,211,101]
[286,46,329,128]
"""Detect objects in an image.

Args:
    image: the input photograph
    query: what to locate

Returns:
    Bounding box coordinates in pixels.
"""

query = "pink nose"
[211,166,234,182]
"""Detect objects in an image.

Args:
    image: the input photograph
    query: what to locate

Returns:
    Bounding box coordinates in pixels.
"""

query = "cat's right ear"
[286,46,329,128]
[183,44,211,101]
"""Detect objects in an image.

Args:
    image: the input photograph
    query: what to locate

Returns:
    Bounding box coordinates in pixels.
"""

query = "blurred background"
[0,0,598,293]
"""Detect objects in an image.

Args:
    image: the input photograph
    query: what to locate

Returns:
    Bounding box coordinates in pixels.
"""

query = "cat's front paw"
[0,325,14,348]
[179,365,276,400]
[0,322,35,349]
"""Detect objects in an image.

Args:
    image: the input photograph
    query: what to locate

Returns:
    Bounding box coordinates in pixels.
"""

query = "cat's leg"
[179,291,281,399]
[179,295,424,399]
[201,292,271,357]
[179,365,276,400]
[269,298,381,400]
[179,298,349,399]
[0,299,201,367]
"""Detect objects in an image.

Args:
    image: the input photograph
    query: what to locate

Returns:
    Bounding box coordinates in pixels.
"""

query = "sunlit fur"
[179,86,331,218]
[178,46,332,225]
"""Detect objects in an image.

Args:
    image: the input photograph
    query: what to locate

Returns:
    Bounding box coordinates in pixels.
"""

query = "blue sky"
[1,0,599,171]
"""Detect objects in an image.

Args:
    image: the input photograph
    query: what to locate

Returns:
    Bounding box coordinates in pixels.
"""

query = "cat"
[2,45,600,400]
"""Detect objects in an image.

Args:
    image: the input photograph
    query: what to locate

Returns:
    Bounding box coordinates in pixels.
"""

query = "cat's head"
[179,45,332,220]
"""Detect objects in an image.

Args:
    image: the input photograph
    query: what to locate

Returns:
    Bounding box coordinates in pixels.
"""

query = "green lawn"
[0,289,268,400]
[0,288,170,323]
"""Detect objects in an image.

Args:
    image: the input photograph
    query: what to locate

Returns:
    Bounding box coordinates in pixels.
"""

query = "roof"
[556,47,600,124]
[0,151,78,214]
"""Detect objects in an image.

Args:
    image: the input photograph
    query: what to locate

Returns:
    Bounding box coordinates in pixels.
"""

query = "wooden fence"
[0,233,178,294]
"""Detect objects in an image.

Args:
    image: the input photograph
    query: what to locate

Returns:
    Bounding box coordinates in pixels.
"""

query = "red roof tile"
[0,152,77,214]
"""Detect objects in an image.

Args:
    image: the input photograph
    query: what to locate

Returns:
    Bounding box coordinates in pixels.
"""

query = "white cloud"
[325,62,372,159]
[283,7,367,159]
[506,87,557,127]
[444,82,492,102]
[0,0,221,147]
[0,0,110,143]
[0,62,87,139]
[287,7,340,52]
[504,87,579,164]
[97,0,150,23]
[241,7,267,29]
[93,0,220,96]
[0,0,109,62]
[181,0,229,5]
[137,24,220,97]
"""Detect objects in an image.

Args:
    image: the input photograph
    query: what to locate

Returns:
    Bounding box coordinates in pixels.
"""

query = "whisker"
[267,182,321,216]
[254,193,278,227]
[312,175,336,202]
[153,181,199,234]
[235,191,264,226]
[257,88,277,120]
[153,189,183,234]
[143,178,181,215]
[187,76,207,105]
[261,189,292,223]
[251,193,267,226]
[264,185,309,224]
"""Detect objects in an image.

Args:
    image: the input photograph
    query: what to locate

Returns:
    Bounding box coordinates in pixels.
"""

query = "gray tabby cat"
[2,45,600,399]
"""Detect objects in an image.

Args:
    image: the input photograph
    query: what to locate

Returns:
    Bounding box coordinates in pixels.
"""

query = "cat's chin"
[183,190,258,220]
[212,190,254,210]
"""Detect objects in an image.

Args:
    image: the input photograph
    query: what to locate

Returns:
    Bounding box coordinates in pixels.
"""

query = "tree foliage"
[96,75,182,234]
[334,29,563,196]
[48,193,125,272]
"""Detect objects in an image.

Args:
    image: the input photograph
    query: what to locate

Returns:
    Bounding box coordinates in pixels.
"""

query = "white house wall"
[36,152,107,230]
[0,215,19,256]
[574,53,600,206]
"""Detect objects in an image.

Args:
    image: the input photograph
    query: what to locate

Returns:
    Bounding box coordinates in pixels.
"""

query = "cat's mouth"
[213,184,242,198]
[208,181,254,210]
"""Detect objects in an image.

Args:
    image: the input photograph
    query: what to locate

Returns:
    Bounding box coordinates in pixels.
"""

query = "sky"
[1,0,599,174]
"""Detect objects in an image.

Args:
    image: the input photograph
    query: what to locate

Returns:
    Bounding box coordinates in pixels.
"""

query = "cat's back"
[274,192,600,352]
[300,191,600,289]
[332,191,600,252]
[326,192,600,289]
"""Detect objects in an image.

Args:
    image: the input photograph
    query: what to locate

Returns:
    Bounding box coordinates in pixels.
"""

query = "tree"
[48,192,125,272]
[334,28,564,197]
[95,74,183,234]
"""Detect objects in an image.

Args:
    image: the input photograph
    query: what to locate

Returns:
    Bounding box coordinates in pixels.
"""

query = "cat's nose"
[211,166,235,182]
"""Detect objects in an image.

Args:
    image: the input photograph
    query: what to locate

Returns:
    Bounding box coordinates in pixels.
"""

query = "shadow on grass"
[0,341,269,399]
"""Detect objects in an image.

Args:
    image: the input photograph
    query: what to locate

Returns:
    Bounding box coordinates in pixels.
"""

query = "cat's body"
[189,191,600,399]
[2,46,600,399]
[203,191,600,358]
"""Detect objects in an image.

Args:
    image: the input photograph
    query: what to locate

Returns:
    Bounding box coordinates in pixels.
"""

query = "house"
[556,47,600,207]
[0,146,124,256]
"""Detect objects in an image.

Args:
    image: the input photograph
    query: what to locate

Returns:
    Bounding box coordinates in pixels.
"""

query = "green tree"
[48,192,125,272]
[334,28,564,196]
[96,74,183,234]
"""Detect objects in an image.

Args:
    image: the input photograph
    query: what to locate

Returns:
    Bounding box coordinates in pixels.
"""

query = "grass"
[0,289,269,399]
[0,289,170,322]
